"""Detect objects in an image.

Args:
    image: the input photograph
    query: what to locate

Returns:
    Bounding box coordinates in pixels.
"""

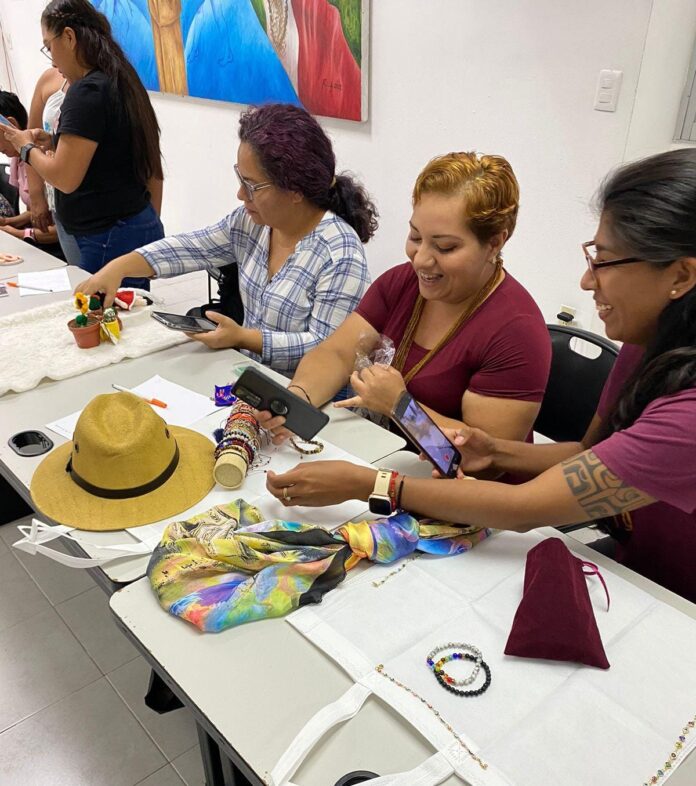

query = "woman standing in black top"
[2,0,164,289]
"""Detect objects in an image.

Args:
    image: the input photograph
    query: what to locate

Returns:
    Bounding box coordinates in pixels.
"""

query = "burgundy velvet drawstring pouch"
[504,537,611,669]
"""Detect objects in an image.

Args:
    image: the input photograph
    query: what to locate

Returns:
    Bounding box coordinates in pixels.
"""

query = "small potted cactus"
[67,292,102,349]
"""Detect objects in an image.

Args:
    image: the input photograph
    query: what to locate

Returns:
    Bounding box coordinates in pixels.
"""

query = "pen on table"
[111,384,168,408]
[6,281,54,293]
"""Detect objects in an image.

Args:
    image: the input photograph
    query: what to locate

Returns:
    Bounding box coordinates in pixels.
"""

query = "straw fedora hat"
[31,392,215,531]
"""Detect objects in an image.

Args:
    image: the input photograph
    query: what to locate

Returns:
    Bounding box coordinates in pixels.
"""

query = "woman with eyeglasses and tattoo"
[1,0,164,290]
[78,103,377,374]
[266,148,696,603]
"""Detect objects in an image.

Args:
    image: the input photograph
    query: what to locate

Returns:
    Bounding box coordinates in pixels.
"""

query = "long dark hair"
[598,148,696,438]
[238,104,378,242]
[42,0,163,183]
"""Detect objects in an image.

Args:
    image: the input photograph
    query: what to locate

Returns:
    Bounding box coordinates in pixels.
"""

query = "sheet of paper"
[46,375,220,440]
[128,375,219,427]
[18,268,71,296]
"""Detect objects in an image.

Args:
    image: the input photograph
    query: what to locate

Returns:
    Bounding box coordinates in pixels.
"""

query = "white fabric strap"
[12,518,153,568]
[269,683,372,786]
[358,751,454,785]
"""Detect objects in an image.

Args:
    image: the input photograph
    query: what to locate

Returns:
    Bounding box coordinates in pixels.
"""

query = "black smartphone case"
[233,368,329,440]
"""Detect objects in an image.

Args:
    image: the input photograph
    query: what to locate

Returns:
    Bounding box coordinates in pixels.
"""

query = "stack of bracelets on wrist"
[426,643,492,697]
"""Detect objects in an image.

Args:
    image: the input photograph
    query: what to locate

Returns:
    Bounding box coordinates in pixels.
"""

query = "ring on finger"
[282,486,291,501]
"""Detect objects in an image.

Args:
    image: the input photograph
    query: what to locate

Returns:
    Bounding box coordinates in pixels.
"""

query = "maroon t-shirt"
[355,263,551,420]
[594,344,696,602]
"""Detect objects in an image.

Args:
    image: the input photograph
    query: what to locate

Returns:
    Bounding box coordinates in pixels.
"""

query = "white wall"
[0,0,692,329]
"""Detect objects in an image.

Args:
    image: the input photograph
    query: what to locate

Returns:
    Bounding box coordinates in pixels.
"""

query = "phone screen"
[152,312,216,332]
[395,395,459,477]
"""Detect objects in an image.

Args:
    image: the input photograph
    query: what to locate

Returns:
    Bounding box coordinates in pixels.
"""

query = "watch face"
[368,495,392,516]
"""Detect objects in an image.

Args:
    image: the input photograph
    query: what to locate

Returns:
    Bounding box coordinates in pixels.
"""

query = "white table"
[0,264,84,316]
[0,230,67,273]
[109,451,696,786]
[0,336,405,585]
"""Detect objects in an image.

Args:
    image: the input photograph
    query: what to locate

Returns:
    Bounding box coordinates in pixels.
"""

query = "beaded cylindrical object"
[213,401,261,489]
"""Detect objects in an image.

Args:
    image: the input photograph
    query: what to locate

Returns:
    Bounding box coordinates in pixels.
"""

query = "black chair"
[533,324,619,444]
[0,162,20,215]
[186,262,244,325]
[534,325,619,535]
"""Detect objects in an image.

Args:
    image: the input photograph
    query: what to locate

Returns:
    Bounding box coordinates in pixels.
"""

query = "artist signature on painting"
[322,78,343,92]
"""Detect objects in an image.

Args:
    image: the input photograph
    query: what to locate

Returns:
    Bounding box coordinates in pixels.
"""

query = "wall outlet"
[557,305,576,324]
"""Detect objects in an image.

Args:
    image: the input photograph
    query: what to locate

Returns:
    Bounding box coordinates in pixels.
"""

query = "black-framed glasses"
[582,241,643,275]
[233,164,272,202]
[40,33,61,60]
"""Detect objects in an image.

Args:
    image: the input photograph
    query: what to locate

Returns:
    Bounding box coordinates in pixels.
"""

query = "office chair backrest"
[533,324,619,443]
[0,162,19,215]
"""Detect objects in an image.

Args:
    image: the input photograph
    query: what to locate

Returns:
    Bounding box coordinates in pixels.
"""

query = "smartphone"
[232,367,329,440]
[0,114,12,127]
[152,311,217,333]
[392,392,461,478]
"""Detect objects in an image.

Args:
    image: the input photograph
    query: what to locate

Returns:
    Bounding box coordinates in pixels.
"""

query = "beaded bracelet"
[289,436,324,455]
[434,653,492,697]
[426,643,482,687]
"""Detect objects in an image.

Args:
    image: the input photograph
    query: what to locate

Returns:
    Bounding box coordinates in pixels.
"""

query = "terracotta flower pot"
[68,316,101,349]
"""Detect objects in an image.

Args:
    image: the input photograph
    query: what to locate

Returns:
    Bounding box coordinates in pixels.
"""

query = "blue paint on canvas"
[93,0,159,91]
[91,1,300,106]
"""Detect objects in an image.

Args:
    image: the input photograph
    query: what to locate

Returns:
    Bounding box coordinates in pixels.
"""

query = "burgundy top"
[594,344,696,602]
[355,263,551,420]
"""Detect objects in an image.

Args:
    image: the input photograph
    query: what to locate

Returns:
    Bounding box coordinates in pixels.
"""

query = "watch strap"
[20,143,36,165]
[372,469,392,499]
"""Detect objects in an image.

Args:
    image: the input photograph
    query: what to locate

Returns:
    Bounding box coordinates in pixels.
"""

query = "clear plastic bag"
[351,334,395,425]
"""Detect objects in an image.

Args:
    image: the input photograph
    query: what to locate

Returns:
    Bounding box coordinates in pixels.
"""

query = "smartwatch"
[368,469,395,516]
[19,143,36,165]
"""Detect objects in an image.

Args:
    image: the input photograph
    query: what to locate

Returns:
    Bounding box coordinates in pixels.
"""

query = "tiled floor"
[0,516,204,786]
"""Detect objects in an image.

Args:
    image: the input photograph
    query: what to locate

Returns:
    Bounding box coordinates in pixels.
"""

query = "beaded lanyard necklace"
[393,260,503,384]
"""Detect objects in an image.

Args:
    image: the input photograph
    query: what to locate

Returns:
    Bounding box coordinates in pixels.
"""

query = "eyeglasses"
[234,164,272,202]
[582,241,643,276]
[40,33,61,60]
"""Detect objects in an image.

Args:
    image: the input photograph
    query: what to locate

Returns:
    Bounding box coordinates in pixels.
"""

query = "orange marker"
[7,280,53,293]
[111,384,168,408]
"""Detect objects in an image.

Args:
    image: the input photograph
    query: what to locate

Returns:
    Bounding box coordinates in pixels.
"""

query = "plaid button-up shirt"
[139,207,370,373]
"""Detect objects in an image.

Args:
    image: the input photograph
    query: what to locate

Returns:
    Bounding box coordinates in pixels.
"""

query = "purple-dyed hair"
[238,104,377,242]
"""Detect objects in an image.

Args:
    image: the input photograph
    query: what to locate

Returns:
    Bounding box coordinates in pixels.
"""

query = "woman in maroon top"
[267,148,696,603]
[260,151,551,442]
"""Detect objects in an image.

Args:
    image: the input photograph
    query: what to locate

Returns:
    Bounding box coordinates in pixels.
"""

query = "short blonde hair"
[412,151,519,244]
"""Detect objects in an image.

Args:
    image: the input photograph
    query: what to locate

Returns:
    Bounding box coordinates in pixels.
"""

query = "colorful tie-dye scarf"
[147,500,491,633]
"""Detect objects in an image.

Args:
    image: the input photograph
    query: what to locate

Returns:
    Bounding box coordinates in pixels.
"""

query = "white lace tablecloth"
[0,300,188,396]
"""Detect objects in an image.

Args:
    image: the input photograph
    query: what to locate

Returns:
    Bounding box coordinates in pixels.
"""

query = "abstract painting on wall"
[92,1,369,121]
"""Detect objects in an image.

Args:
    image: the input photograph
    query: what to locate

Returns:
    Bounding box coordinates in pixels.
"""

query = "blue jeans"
[74,204,164,290]
[54,216,82,267]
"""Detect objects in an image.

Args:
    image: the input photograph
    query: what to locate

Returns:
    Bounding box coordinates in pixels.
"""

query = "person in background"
[0,91,64,259]
[267,148,696,604]
[25,66,81,265]
[75,103,378,374]
[260,151,551,442]
[1,0,164,289]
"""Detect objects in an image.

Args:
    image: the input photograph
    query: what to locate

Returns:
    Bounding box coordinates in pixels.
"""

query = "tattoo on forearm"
[561,450,650,519]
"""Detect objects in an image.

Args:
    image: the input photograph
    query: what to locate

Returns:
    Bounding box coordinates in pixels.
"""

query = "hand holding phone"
[391,392,461,478]
[233,368,329,440]
[152,311,217,333]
